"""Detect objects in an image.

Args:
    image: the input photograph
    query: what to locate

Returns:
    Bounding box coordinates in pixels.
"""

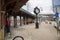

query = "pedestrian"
[6,17,11,37]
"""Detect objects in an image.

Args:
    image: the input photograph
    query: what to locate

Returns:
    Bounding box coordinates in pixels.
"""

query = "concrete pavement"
[5,22,60,40]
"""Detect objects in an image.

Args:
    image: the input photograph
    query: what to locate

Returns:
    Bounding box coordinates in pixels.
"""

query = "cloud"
[22,0,53,14]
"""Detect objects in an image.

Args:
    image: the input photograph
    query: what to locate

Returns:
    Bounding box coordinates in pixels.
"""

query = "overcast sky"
[21,0,59,14]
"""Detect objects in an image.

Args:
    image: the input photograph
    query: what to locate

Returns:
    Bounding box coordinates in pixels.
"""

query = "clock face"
[35,9,39,13]
[34,7,40,14]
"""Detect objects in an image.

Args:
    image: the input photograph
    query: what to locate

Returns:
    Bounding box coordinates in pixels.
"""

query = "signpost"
[34,7,40,28]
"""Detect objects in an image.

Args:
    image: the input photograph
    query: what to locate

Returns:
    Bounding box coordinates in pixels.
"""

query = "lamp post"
[34,7,40,28]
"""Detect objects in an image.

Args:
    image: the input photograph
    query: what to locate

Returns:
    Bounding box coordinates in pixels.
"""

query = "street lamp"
[34,7,40,28]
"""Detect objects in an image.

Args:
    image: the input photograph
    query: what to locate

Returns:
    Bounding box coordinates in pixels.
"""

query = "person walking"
[6,17,11,37]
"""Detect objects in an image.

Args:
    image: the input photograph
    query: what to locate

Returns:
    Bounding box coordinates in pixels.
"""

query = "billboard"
[52,0,60,7]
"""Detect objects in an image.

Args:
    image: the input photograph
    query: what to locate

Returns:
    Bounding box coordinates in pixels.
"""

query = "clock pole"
[34,7,40,28]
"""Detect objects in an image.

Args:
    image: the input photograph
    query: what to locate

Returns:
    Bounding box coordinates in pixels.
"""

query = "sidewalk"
[5,22,59,40]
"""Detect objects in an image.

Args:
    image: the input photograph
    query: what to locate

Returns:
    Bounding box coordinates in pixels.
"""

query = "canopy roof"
[2,0,28,13]
[20,8,35,17]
